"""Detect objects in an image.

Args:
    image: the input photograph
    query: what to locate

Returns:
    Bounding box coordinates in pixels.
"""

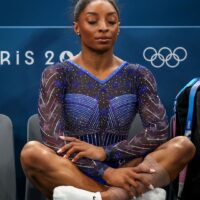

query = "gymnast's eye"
[87,20,97,25]
[108,20,117,25]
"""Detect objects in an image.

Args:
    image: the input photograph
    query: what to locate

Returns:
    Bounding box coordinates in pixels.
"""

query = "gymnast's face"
[74,0,120,53]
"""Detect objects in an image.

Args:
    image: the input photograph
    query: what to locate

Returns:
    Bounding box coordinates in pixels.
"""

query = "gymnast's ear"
[73,22,80,36]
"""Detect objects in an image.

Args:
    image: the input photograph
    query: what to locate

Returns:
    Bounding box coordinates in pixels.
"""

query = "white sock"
[135,188,166,200]
[53,186,102,200]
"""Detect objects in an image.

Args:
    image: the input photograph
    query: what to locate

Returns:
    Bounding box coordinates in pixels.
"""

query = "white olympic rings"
[143,47,187,68]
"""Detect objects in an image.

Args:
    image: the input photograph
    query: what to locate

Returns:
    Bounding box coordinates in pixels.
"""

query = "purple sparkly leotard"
[38,60,169,184]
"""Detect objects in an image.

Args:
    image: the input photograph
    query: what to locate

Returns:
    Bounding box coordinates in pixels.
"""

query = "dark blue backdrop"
[0,1,200,200]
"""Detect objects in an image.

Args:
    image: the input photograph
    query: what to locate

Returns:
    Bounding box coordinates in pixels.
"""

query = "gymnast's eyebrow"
[86,12,98,15]
[86,12,117,16]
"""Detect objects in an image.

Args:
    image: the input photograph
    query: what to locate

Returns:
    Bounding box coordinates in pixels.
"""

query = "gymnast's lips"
[95,37,111,42]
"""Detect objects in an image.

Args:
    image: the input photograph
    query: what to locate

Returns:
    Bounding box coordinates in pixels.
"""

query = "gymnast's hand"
[57,136,106,162]
[103,167,155,198]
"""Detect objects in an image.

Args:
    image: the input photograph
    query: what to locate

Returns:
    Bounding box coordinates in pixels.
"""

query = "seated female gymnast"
[20,0,196,200]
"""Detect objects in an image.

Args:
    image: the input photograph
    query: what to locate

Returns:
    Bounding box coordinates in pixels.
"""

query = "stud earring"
[117,29,120,35]
[77,31,80,36]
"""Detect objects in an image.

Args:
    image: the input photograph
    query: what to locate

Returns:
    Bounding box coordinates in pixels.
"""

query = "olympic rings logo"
[143,47,187,68]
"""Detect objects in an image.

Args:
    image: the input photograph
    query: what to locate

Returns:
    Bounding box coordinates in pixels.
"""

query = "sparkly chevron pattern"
[104,66,169,161]
[38,65,67,150]
[38,62,169,179]
[65,93,99,130]
[107,94,137,131]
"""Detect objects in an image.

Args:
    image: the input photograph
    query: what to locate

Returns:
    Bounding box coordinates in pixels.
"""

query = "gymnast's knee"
[169,136,196,161]
[20,141,51,170]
